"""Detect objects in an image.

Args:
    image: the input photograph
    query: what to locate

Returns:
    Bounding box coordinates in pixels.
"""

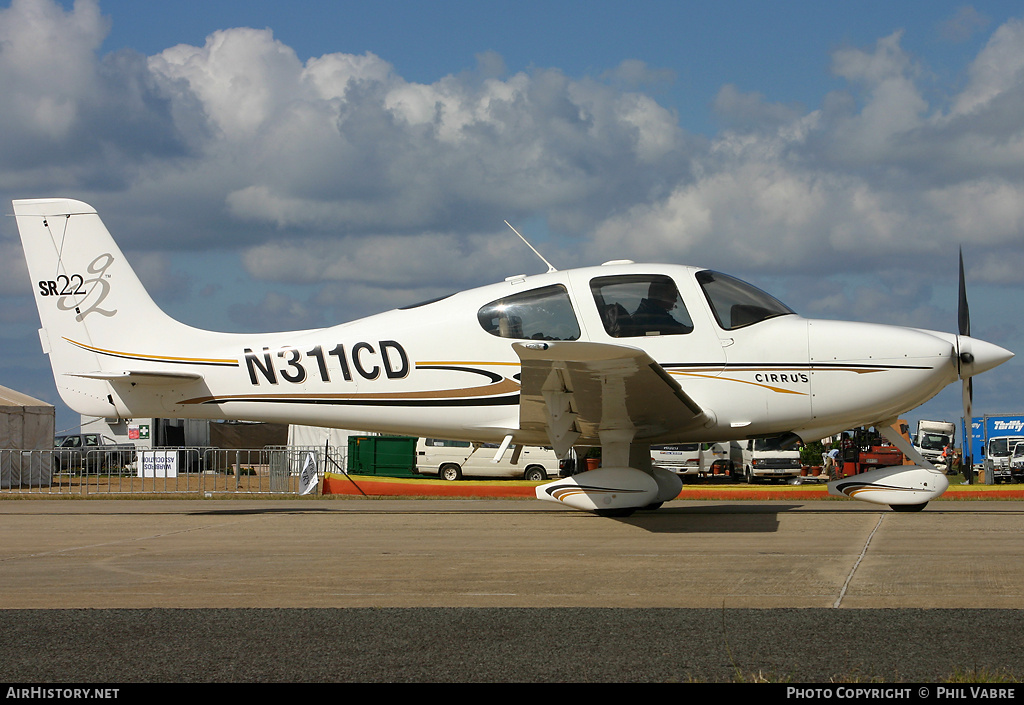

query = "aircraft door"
[571,269,727,379]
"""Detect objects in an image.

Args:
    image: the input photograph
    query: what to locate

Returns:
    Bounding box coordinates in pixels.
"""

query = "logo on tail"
[39,253,118,321]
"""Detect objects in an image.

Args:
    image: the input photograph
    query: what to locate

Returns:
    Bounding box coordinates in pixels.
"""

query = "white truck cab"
[986,436,1024,484]
[914,420,956,471]
[731,437,803,484]
[1010,443,1024,474]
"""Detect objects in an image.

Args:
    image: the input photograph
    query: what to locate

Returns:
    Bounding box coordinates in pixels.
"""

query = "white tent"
[287,425,374,474]
[287,424,371,449]
[0,385,55,487]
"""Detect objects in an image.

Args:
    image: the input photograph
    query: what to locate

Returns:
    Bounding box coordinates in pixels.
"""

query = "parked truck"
[968,415,1024,483]
[53,433,137,472]
[1011,442,1024,475]
[651,442,733,479]
[913,420,956,471]
[650,443,702,478]
[985,435,1024,483]
[730,436,803,484]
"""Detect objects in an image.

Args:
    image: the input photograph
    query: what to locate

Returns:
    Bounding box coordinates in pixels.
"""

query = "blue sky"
[92,1,1011,134]
[1,0,1022,438]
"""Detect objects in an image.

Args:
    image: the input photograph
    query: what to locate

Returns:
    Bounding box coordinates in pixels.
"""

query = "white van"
[416,438,559,481]
[730,437,803,483]
[650,444,702,476]
[651,442,732,478]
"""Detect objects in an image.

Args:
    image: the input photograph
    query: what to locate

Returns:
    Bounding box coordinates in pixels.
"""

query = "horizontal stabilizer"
[67,370,204,384]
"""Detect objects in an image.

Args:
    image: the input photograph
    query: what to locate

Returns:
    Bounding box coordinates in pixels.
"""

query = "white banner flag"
[299,452,318,495]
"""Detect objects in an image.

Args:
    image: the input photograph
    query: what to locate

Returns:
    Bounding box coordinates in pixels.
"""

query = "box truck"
[913,420,956,471]
[968,415,1024,483]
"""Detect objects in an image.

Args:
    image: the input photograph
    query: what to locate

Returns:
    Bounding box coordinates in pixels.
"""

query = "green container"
[346,436,418,477]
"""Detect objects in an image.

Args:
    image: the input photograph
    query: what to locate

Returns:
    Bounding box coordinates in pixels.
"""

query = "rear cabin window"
[425,439,471,448]
[589,274,694,337]
[477,284,581,341]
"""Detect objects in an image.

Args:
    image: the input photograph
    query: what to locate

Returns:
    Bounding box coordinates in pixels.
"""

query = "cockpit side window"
[477,284,581,341]
[589,274,694,337]
[696,270,794,330]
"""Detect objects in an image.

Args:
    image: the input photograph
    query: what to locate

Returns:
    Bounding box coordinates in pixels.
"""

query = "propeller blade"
[958,248,975,482]
[958,247,970,338]
[963,378,973,430]
[956,247,974,381]
[962,376,974,482]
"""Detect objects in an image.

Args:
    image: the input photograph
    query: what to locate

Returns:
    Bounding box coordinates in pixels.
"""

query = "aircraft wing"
[514,341,709,457]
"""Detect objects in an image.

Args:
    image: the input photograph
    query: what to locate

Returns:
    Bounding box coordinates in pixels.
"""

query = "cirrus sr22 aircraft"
[13,198,1013,515]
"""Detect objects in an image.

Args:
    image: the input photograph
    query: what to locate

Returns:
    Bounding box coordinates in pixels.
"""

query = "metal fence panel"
[0,446,343,496]
[0,449,53,488]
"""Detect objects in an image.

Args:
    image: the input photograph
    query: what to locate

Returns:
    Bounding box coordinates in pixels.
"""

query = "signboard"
[138,449,178,477]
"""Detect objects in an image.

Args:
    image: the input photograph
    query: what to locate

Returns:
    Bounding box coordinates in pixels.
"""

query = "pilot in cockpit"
[631,279,689,334]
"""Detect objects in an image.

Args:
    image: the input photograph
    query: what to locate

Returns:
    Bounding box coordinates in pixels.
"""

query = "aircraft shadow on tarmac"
[618,501,1024,533]
[186,506,344,516]
[603,503,805,534]
[181,501,803,533]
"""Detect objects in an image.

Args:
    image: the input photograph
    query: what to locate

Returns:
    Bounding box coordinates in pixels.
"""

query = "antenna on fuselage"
[504,220,557,273]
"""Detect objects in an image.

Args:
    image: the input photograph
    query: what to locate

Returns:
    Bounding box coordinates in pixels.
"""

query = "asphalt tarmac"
[2,497,1024,683]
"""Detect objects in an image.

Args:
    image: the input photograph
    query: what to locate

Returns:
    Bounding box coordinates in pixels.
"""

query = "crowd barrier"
[0,445,344,495]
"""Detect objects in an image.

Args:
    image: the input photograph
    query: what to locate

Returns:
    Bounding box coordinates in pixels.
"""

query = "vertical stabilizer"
[14,198,185,417]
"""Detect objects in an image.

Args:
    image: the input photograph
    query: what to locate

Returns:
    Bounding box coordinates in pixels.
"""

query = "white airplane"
[13,198,1013,515]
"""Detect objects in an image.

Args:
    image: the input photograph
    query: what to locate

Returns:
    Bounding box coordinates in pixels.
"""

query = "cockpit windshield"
[696,270,794,330]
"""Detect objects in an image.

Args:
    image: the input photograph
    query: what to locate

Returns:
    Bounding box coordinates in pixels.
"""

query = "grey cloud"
[0,0,189,190]
[712,84,804,130]
[938,6,991,43]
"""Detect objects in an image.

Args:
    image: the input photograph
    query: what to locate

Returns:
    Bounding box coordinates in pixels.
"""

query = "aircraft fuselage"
[69,261,963,447]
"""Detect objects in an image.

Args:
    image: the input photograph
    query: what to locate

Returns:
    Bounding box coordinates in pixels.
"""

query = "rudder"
[14,198,185,417]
